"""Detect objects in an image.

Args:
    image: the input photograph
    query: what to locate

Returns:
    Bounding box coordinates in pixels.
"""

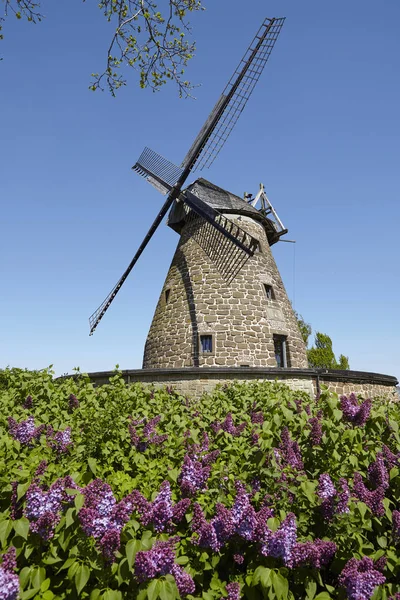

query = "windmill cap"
[167,178,285,246]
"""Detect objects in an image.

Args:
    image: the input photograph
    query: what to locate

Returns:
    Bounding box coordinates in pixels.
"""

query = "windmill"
[89,17,308,371]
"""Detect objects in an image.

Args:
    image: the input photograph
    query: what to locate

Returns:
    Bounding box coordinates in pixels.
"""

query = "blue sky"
[1,0,399,380]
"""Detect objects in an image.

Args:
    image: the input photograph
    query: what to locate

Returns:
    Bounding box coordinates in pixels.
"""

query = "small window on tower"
[274,334,288,368]
[165,289,171,304]
[263,284,275,300]
[254,241,262,253]
[200,335,213,353]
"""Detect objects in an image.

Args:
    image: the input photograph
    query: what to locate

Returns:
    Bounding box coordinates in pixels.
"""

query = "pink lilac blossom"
[46,426,73,454]
[353,473,385,517]
[338,557,386,600]
[233,554,244,564]
[340,394,372,427]
[8,416,45,445]
[134,539,195,596]
[25,476,79,540]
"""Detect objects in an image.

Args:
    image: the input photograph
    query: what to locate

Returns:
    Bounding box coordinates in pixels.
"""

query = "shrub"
[0,368,399,599]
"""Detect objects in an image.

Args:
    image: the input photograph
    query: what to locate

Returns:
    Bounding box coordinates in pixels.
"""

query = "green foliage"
[1,0,204,96]
[293,312,312,346]
[308,332,350,370]
[0,368,399,599]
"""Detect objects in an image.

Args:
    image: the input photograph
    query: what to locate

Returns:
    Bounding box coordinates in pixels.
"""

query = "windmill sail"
[132,147,183,195]
[182,17,285,171]
[89,16,285,334]
[182,190,259,282]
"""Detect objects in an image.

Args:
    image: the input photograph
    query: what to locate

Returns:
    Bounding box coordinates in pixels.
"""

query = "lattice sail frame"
[182,17,285,171]
[89,17,285,334]
[182,190,259,282]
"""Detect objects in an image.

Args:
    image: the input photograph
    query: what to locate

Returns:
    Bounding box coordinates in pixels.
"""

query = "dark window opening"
[263,284,274,300]
[240,364,250,368]
[200,335,213,353]
[165,289,171,304]
[274,334,288,368]
[255,241,262,253]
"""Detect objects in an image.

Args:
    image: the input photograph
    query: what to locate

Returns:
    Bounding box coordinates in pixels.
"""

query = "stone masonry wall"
[82,368,398,401]
[143,214,309,369]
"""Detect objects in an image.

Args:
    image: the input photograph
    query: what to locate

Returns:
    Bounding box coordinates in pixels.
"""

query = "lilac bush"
[1,370,399,599]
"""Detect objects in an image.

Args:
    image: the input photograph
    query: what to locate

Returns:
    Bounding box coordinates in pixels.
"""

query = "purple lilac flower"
[293,399,302,413]
[1,548,17,573]
[128,415,167,451]
[374,556,387,573]
[10,481,22,521]
[292,539,336,568]
[171,564,196,596]
[251,410,264,424]
[47,427,73,454]
[26,476,79,540]
[135,539,176,582]
[211,413,246,437]
[191,503,221,552]
[130,482,190,532]
[231,482,257,541]
[308,417,323,446]
[233,554,244,564]
[223,582,241,600]
[337,478,350,514]
[388,595,400,600]
[135,539,195,596]
[278,428,304,471]
[178,455,211,497]
[367,455,389,490]
[338,557,386,600]
[251,430,260,446]
[8,416,45,445]
[23,395,33,409]
[382,445,400,468]
[262,513,297,567]
[68,394,79,411]
[79,479,135,562]
[340,394,372,427]
[318,474,337,521]
[392,510,400,541]
[0,568,19,600]
[35,460,48,478]
[353,473,385,517]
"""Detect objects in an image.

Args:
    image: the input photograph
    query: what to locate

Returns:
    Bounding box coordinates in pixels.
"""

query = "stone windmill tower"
[143,179,308,369]
[89,17,308,370]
